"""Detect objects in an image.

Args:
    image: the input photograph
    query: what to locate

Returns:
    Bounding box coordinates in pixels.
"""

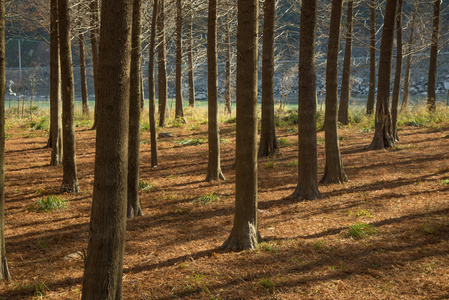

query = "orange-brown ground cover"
[0,111,448,299]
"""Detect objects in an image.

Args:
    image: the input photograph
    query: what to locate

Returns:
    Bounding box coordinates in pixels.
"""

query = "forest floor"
[0,107,449,299]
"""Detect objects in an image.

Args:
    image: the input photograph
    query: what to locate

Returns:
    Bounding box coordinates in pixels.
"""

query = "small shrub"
[175,138,206,146]
[264,160,276,169]
[258,277,274,289]
[193,193,220,205]
[34,195,67,212]
[356,209,373,218]
[140,123,151,131]
[346,223,376,238]
[420,224,441,235]
[278,138,292,147]
[313,240,326,250]
[225,116,236,124]
[259,242,278,252]
[139,180,155,192]
[440,179,449,185]
[26,116,49,131]
[286,161,298,168]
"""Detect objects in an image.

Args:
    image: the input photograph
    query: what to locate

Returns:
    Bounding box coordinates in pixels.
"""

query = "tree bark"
[58,0,79,193]
[157,0,168,128]
[89,0,100,130]
[128,0,143,219]
[221,0,262,251]
[320,0,348,184]
[81,0,133,298]
[338,0,354,125]
[50,0,62,166]
[79,32,89,116]
[427,0,440,112]
[366,0,376,115]
[187,12,195,108]
[0,0,11,281]
[291,0,322,201]
[391,0,403,142]
[206,0,225,182]
[401,1,417,111]
[258,0,280,158]
[369,0,397,150]
[175,0,185,121]
[148,0,159,168]
[224,10,232,115]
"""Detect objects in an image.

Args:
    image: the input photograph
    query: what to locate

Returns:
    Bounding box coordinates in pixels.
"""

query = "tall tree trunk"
[401,0,417,111]
[291,0,321,201]
[366,0,376,115]
[427,0,440,112]
[369,0,397,150]
[81,0,133,298]
[148,0,159,168]
[175,0,185,121]
[89,0,100,130]
[206,0,225,182]
[221,0,262,251]
[320,0,348,184]
[338,0,354,125]
[58,0,79,193]
[187,12,195,108]
[391,0,403,142]
[257,0,280,158]
[158,0,168,127]
[0,0,11,281]
[50,0,62,166]
[79,32,89,116]
[128,0,143,219]
[224,10,232,115]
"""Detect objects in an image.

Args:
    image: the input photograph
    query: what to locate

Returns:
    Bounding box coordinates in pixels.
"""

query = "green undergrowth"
[33,195,67,212]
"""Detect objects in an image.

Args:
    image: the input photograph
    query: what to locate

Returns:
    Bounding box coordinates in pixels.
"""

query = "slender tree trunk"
[221,0,262,251]
[79,32,89,116]
[158,0,168,127]
[50,0,62,166]
[224,10,232,115]
[206,0,225,182]
[401,1,417,111]
[427,0,440,112]
[291,0,321,201]
[258,0,280,158]
[338,0,354,125]
[369,0,397,150]
[148,0,158,168]
[89,0,99,130]
[175,0,185,121]
[320,0,348,184]
[366,0,376,115]
[187,12,195,108]
[58,0,79,193]
[128,0,143,219]
[81,0,133,298]
[391,0,403,142]
[0,0,11,281]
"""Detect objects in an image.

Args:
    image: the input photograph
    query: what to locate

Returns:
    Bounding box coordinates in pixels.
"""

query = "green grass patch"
[356,209,373,218]
[139,180,156,192]
[286,161,298,168]
[193,192,220,205]
[175,138,206,146]
[264,160,277,169]
[440,179,449,185]
[346,223,376,238]
[34,195,67,212]
[25,116,49,131]
[278,138,292,147]
[258,277,275,289]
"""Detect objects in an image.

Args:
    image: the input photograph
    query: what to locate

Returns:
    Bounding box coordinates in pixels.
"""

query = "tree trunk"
[206,0,225,182]
[128,0,143,219]
[427,0,440,112]
[368,0,397,150]
[58,0,79,193]
[148,0,159,168]
[391,0,403,142]
[224,10,232,115]
[257,0,280,158]
[366,0,376,115]
[291,0,321,201]
[175,0,185,121]
[81,0,133,298]
[187,12,195,108]
[157,0,168,128]
[338,0,354,125]
[0,0,11,281]
[221,0,262,251]
[89,0,100,130]
[79,32,89,116]
[320,0,348,184]
[50,0,62,166]
[401,1,417,111]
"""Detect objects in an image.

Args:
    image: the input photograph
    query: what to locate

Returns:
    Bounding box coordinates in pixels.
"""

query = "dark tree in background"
[148,0,159,168]
[291,0,322,201]
[157,0,168,127]
[258,0,280,158]
[224,8,232,115]
[187,11,195,108]
[321,0,348,184]
[175,0,185,121]
[369,0,397,150]
[366,0,376,115]
[89,0,100,130]
[391,0,403,142]
[222,0,262,251]
[58,0,79,193]
[427,0,440,112]
[81,0,133,297]
[78,31,89,116]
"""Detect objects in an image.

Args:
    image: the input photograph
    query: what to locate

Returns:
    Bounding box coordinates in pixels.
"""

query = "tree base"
[290,184,322,201]
[221,224,263,251]
[60,182,80,193]
[205,171,225,182]
[127,205,144,219]
[320,166,348,184]
[0,257,11,281]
